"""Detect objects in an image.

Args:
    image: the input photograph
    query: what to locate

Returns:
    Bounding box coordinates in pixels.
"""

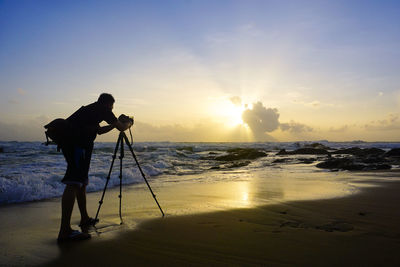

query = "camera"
[118,114,134,125]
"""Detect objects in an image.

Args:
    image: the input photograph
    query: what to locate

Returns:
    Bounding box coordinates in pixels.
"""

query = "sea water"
[0,141,399,205]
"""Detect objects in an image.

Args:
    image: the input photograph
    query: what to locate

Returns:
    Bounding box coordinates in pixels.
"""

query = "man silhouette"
[57,93,132,242]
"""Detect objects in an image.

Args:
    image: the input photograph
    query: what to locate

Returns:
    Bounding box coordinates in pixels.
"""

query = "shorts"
[61,143,93,187]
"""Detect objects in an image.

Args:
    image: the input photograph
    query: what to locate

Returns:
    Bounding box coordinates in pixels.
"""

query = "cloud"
[241,101,313,140]
[291,98,335,109]
[242,102,280,133]
[329,125,349,133]
[280,121,313,133]
[364,113,400,131]
[229,96,242,106]
[305,101,320,108]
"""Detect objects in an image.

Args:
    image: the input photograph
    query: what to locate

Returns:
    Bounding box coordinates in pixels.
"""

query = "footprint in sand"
[280,221,301,228]
[316,221,354,232]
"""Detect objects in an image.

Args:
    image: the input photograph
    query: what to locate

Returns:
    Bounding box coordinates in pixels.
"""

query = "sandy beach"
[2,0,400,265]
[0,169,399,266]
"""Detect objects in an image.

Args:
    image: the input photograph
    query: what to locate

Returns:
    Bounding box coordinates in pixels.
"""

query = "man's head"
[98,93,115,110]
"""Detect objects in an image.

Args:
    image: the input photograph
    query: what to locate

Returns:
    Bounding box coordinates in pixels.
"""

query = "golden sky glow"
[1,1,400,142]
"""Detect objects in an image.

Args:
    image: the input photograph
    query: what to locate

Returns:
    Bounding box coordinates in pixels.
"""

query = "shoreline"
[43,178,400,266]
[1,170,400,266]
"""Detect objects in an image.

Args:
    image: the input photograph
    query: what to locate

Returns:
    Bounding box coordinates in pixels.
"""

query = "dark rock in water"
[276,149,289,155]
[303,142,332,150]
[362,148,386,155]
[227,161,251,168]
[385,148,400,157]
[210,160,251,170]
[276,148,329,155]
[272,158,291,163]
[297,158,316,164]
[316,157,391,171]
[273,157,316,164]
[332,147,385,156]
[316,158,358,170]
[294,148,329,155]
[0,147,3,153]
[371,164,392,170]
[361,156,385,164]
[215,148,267,161]
[332,147,362,155]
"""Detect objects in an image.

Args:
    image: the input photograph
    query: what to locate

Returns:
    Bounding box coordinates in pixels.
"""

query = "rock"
[303,142,332,150]
[294,148,329,155]
[316,157,391,171]
[367,164,392,170]
[272,158,291,163]
[385,148,400,157]
[316,158,360,170]
[361,156,385,164]
[209,160,251,170]
[276,148,328,155]
[0,147,3,153]
[297,158,316,164]
[215,148,267,161]
[362,148,386,155]
[276,149,289,155]
[332,147,385,156]
[227,161,251,168]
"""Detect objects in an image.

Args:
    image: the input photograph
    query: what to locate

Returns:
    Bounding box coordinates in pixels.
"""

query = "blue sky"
[1,0,400,141]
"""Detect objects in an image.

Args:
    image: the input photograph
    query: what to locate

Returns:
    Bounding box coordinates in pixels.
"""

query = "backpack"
[44,118,70,151]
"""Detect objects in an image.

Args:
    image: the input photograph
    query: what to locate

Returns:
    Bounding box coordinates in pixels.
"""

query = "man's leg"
[76,185,90,224]
[58,184,77,238]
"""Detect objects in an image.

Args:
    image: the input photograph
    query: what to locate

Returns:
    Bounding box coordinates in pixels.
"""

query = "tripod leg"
[94,134,122,223]
[122,132,165,217]
[118,135,124,224]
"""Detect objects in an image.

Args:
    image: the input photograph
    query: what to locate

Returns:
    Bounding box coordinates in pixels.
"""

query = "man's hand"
[112,119,132,132]
[98,114,133,134]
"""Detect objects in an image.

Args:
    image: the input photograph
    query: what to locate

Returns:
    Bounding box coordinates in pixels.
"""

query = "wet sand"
[1,170,400,266]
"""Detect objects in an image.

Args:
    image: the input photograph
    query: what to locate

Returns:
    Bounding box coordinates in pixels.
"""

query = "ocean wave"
[1,141,400,204]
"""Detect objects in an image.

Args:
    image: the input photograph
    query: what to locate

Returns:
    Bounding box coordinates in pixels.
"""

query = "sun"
[210,100,246,127]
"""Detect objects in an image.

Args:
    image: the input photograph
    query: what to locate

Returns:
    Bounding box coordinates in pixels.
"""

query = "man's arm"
[98,124,115,135]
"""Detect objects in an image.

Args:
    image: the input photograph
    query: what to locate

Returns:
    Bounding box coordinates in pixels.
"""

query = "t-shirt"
[67,102,117,147]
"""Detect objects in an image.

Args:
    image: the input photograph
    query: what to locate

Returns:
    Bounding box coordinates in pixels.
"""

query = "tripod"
[94,131,164,225]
